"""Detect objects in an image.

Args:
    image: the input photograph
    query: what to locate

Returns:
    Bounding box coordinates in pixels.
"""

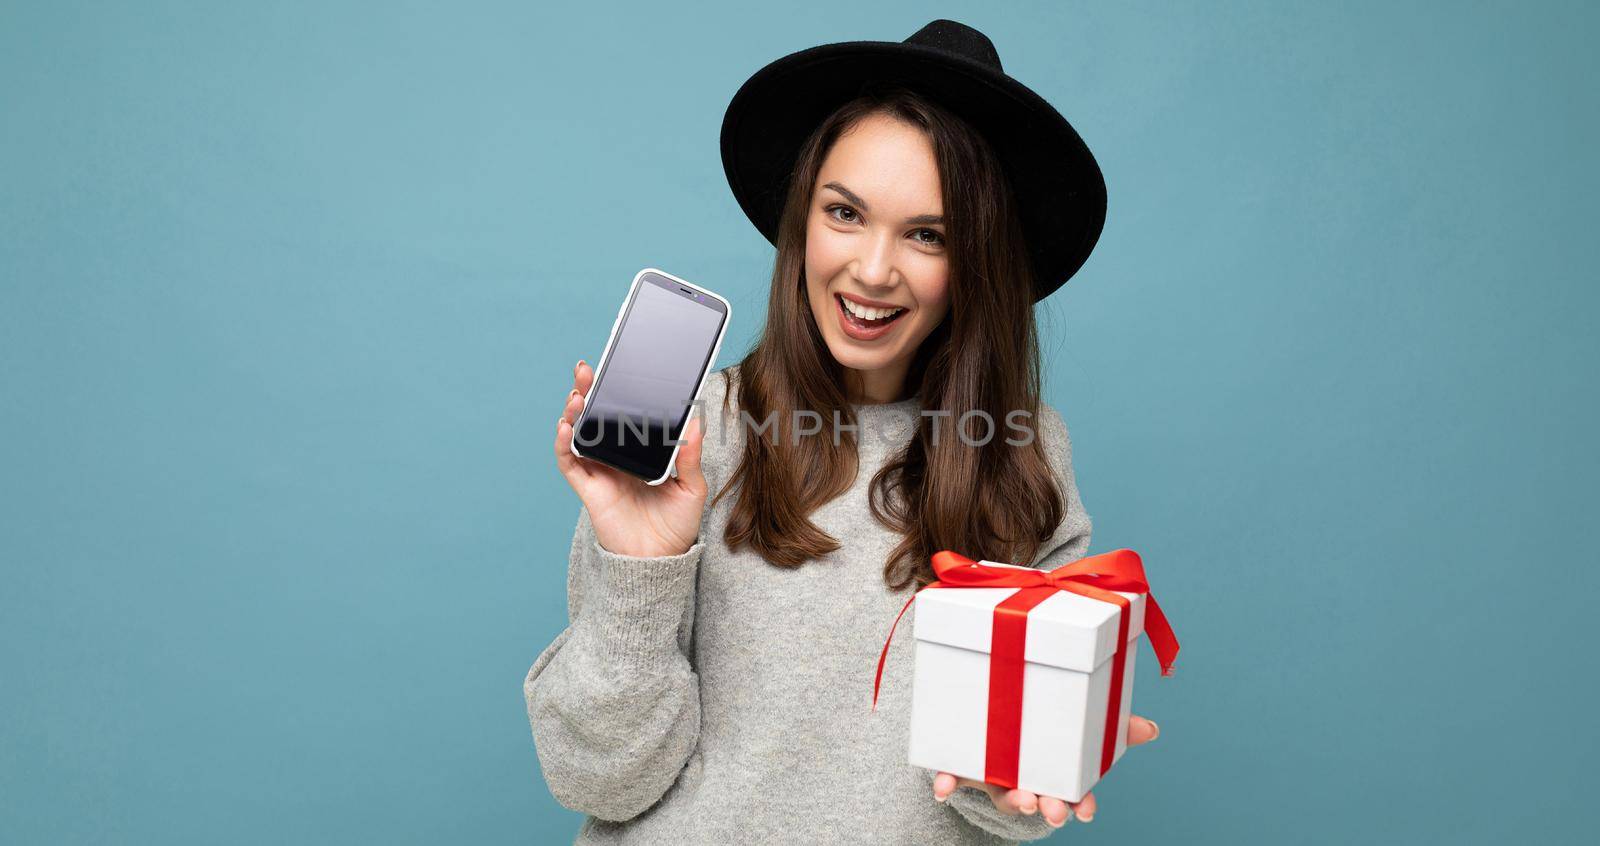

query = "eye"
[826,204,944,248]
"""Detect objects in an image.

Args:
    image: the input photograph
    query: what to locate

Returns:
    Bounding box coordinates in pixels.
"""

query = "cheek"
[806,222,851,271]
[913,279,951,322]
[804,226,849,300]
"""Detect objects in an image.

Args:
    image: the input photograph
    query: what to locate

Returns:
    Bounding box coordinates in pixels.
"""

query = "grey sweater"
[524,365,1094,844]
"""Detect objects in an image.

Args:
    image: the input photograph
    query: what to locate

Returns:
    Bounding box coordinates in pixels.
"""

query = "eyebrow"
[822,182,944,225]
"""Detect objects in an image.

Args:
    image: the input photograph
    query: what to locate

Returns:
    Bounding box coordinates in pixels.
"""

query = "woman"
[527,20,1161,844]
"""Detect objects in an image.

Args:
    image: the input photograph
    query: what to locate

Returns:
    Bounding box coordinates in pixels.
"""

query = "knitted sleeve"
[943,402,1093,840]
[523,504,704,822]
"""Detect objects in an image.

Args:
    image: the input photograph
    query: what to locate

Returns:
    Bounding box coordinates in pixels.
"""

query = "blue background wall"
[3,1,1594,842]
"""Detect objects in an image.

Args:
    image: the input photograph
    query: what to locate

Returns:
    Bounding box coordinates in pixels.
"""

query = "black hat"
[720,19,1107,302]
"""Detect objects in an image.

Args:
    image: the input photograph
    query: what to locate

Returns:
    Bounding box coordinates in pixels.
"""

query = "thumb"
[672,415,707,496]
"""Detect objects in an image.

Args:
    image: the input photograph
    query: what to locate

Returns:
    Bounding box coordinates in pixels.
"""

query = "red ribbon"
[872,549,1179,789]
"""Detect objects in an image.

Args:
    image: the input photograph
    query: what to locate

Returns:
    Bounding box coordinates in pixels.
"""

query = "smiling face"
[804,112,952,404]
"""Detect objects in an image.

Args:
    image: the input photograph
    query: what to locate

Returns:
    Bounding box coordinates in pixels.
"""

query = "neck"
[843,361,911,404]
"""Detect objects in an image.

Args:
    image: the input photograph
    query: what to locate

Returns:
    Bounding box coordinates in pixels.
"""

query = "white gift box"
[907,559,1147,803]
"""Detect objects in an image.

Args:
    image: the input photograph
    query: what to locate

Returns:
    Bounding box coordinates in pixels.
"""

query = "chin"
[821,322,925,371]
[826,343,898,371]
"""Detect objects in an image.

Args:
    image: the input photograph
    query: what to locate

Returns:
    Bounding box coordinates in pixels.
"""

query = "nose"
[852,230,900,290]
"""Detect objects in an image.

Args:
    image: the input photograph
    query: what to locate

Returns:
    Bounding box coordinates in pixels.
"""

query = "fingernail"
[934,792,947,803]
[1079,810,1094,823]
[569,389,581,400]
[1021,801,1037,814]
[1149,719,1160,740]
[575,359,585,373]
[1047,816,1065,828]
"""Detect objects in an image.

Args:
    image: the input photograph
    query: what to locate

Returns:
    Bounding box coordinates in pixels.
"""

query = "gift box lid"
[911,559,1147,674]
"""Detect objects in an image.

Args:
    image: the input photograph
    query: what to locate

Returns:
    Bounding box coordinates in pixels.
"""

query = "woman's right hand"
[554,359,710,558]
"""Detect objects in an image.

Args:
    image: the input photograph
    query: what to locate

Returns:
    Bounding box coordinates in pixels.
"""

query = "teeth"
[840,296,906,321]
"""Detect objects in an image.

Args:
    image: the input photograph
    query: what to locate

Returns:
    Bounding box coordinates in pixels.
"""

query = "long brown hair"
[710,82,1065,591]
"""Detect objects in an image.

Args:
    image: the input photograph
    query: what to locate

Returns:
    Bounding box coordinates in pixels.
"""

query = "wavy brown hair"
[708,82,1066,591]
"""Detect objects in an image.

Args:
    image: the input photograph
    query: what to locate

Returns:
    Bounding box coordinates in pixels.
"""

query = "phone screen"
[574,271,729,482]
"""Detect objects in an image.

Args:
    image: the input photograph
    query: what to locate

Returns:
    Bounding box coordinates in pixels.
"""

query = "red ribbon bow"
[872,549,1179,788]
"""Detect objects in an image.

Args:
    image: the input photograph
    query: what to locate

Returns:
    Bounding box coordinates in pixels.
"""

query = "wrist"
[599,538,696,559]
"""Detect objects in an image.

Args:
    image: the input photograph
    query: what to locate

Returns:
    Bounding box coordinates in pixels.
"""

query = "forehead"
[816,114,942,204]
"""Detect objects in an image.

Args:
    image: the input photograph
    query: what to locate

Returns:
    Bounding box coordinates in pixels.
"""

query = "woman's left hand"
[932,714,1160,827]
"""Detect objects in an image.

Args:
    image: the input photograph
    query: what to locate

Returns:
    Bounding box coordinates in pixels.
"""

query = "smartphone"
[569,268,732,485]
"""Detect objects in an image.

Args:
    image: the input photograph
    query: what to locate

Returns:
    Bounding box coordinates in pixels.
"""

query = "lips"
[835,293,910,341]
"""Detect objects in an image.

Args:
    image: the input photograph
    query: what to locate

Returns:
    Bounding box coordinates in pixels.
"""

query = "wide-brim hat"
[720,18,1107,302]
